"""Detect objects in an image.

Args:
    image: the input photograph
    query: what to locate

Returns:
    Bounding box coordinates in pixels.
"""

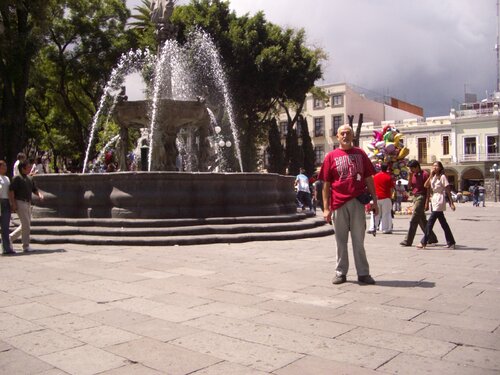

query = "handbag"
[356,192,373,205]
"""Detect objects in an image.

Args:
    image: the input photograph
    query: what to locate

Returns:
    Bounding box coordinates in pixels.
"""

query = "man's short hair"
[18,160,29,174]
[408,159,420,169]
[381,163,388,172]
[17,152,26,160]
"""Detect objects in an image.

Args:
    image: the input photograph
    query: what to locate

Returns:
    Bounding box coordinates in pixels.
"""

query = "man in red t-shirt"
[400,160,438,246]
[369,163,394,234]
[319,125,378,285]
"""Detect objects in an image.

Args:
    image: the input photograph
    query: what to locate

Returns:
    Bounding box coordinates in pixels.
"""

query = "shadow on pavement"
[4,249,67,256]
[374,280,435,288]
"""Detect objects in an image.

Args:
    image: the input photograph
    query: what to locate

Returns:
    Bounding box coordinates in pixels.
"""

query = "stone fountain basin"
[32,172,296,219]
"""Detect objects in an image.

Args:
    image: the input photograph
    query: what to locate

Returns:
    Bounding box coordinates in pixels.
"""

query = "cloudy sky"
[127,0,497,117]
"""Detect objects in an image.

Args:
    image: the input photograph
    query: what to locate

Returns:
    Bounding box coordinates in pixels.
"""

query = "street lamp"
[490,163,499,202]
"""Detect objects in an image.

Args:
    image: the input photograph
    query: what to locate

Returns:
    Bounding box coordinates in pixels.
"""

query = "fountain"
[28,0,332,244]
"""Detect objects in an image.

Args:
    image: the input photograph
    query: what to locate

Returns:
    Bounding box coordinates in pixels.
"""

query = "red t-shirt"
[374,171,394,200]
[318,147,376,210]
[411,170,429,195]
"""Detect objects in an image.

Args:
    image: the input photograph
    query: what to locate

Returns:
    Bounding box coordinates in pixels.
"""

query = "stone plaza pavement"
[1,203,499,375]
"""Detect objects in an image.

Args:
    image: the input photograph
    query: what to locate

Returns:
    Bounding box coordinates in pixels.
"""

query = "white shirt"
[13,160,20,177]
[295,173,310,193]
[430,174,450,211]
[0,175,10,199]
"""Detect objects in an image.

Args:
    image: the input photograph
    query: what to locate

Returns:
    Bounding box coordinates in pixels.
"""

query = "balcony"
[457,153,500,163]
[455,108,498,118]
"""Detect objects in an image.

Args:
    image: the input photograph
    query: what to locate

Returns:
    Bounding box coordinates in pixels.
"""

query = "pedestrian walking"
[0,161,14,255]
[400,160,438,247]
[319,124,378,285]
[394,180,405,212]
[295,167,313,212]
[472,183,480,207]
[9,161,44,252]
[368,163,394,234]
[417,161,456,249]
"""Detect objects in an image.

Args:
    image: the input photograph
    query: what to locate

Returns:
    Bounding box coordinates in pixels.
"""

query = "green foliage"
[26,0,134,170]
[267,119,286,174]
[173,0,324,171]
[0,0,55,171]
[300,116,315,177]
[129,0,156,49]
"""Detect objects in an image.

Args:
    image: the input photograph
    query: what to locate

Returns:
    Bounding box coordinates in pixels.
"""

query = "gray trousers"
[333,198,370,277]
[10,200,31,251]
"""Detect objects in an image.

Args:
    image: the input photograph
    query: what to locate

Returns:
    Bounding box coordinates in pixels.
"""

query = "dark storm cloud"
[128,0,497,116]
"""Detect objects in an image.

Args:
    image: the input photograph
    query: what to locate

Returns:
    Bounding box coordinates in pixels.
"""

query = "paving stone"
[4,328,83,356]
[215,282,272,296]
[338,300,423,320]
[168,266,216,277]
[184,314,396,369]
[189,361,269,374]
[416,325,500,350]
[0,302,63,320]
[98,363,163,374]
[40,344,127,375]
[385,296,469,314]
[82,279,164,299]
[9,286,54,299]
[148,292,212,308]
[412,311,500,332]
[36,369,69,375]
[460,304,500,320]
[443,346,500,371]
[0,311,43,338]
[329,310,428,334]
[134,270,177,279]
[46,282,132,303]
[189,301,269,320]
[35,313,101,333]
[0,340,11,352]
[121,318,198,342]
[273,354,378,375]
[250,311,355,338]
[84,308,153,328]
[107,337,221,374]
[171,331,302,372]
[0,348,54,374]
[0,204,499,374]
[254,299,346,321]
[338,326,456,358]
[111,297,207,322]
[378,352,498,375]
[68,325,140,348]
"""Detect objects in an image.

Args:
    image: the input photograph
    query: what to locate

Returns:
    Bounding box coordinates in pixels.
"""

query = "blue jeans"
[1,199,12,253]
[421,210,455,246]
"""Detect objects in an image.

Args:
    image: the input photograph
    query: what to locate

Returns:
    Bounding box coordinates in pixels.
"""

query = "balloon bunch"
[366,124,410,179]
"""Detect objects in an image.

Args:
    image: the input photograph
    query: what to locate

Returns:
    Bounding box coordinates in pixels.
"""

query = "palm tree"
[129,0,153,31]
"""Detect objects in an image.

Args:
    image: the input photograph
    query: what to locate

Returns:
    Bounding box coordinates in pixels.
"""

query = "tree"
[347,113,364,147]
[267,119,285,174]
[129,0,156,50]
[0,0,54,173]
[300,116,315,177]
[27,0,134,170]
[172,0,324,171]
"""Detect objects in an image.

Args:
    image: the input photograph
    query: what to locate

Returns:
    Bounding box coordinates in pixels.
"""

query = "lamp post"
[490,163,499,202]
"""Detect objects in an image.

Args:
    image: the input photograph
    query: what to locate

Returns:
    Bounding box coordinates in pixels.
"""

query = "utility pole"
[497,0,500,92]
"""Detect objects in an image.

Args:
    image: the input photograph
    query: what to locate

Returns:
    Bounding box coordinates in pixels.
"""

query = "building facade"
[270,83,500,201]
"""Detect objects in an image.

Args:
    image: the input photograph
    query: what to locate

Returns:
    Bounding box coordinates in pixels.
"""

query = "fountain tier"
[32,172,296,219]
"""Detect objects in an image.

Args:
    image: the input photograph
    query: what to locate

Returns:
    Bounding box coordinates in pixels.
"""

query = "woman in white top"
[417,161,456,249]
[0,160,14,254]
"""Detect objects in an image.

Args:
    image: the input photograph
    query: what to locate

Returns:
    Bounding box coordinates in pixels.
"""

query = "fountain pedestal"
[113,99,211,171]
